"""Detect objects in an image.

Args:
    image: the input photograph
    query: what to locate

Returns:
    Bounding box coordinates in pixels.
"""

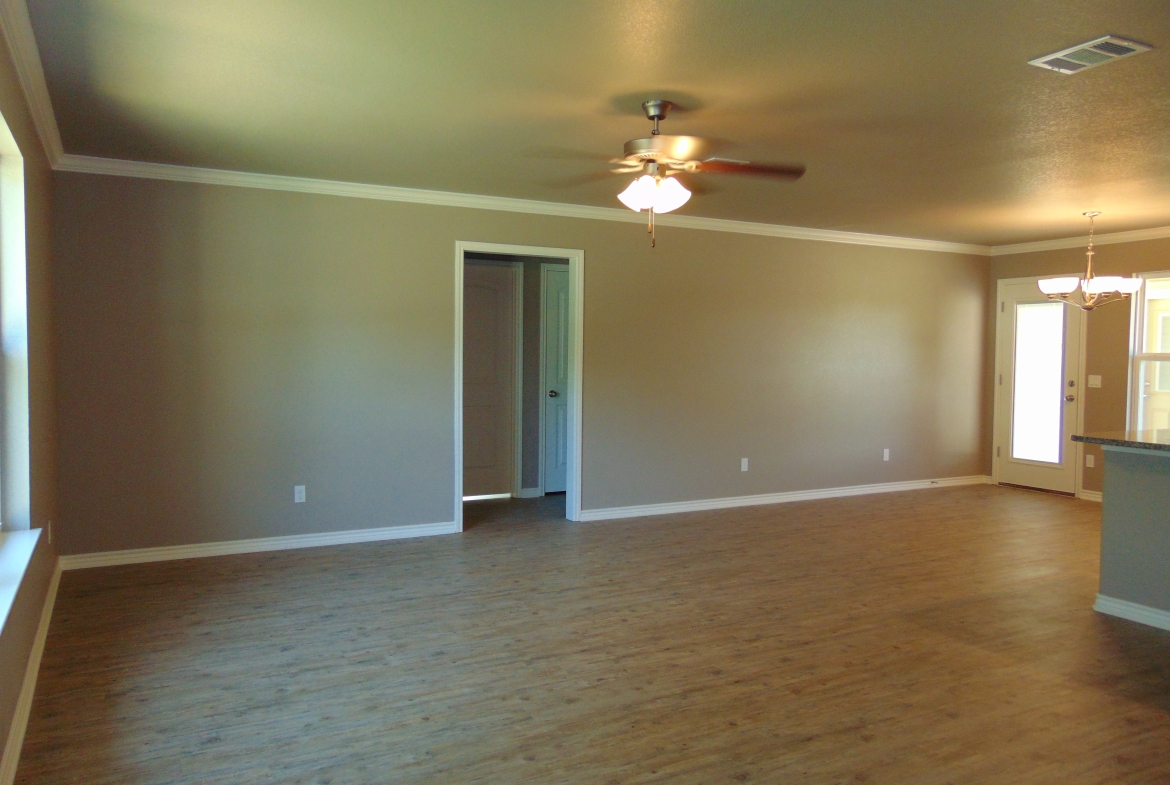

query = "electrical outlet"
[1087,375,1102,388]
[740,458,749,472]
[294,485,306,503]
[883,448,890,462]
[1085,454,1095,468]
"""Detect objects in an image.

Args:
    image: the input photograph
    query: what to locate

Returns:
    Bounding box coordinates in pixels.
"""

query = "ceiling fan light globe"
[652,177,692,214]
[617,175,658,212]
[1038,277,1080,295]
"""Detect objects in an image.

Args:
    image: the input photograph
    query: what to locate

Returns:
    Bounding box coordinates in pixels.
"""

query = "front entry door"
[994,278,1085,493]
[541,265,570,493]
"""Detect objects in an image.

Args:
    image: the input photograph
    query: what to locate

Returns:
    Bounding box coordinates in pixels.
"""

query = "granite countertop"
[1072,431,1170,453]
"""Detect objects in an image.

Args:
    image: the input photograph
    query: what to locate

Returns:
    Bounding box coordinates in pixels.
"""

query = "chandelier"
[617,161,691,247]
[1037,212,1141,310]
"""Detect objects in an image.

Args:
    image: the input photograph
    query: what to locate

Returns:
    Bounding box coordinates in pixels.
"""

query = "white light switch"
[1087,375,1102,388]
[1085,454,1095,468]
[740,458,749,472]
[294,485,306,503]
[883,448,890,462]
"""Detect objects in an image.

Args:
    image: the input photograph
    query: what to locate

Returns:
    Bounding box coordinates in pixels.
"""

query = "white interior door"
[994,278,1084,493]
[541,265,569,493]
[463,263,517,497]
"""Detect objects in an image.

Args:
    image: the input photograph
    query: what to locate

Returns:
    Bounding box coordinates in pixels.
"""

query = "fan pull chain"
[649,207,655,247]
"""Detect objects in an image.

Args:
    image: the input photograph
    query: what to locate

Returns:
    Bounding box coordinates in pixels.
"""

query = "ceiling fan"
[604,99,806,245]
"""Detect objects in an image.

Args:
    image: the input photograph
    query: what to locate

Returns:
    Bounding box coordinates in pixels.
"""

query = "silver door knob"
[1065,394,1075,402]
[548,390,559,398]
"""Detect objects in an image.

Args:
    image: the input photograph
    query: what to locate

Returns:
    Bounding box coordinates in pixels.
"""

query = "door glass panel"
[1137,360,1170,439]
[1012,302,1066,463]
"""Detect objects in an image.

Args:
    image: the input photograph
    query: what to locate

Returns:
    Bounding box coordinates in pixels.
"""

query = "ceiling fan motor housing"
[623,135,709,165]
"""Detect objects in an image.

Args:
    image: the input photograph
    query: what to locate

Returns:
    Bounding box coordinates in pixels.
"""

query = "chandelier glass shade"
[617,175,691,214]
[1037,212,1142,310]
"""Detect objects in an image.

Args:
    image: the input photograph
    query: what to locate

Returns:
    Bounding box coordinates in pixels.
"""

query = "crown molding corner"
[990,224,1170,256]
[0,0,62,166]
[54,154,992,255]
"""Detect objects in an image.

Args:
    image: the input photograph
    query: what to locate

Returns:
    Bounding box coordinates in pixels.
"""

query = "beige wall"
[54,171,990,554]
[988,236,1170,492]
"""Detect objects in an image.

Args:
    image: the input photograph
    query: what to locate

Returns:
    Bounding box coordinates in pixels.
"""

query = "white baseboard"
[578,475,993,522]
[515,487,543,499]
[1077,489,1103,503]
[59,521,459,571]
[462,494,510,502]
[1094,594,1170,633]
[0,560,60,785]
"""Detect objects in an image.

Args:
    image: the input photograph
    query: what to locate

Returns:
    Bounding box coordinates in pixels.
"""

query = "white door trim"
[454,242,585,528]
[992,275,1087,495]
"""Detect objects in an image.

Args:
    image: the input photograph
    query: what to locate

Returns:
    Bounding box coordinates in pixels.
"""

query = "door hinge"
[996,446,1001,458]
[998,373,1002,385]
[1000,301,1005,312]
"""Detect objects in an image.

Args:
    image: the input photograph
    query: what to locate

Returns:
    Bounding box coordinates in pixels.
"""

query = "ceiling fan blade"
[692,159,806,180]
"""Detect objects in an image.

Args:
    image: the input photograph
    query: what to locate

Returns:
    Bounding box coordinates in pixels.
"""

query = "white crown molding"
[990,224,1170,256]
[58,520,458,570]
[55,154,992,255]
[0,0,62,166]
[578,474,992,522]
[1094,594,1170,633]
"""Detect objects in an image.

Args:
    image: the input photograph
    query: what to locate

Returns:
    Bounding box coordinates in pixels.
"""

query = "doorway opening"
[993,276,1087,495]
[454,242,584,530]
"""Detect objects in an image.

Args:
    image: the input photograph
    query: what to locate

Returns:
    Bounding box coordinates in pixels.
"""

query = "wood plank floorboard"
[17,486,1170,784]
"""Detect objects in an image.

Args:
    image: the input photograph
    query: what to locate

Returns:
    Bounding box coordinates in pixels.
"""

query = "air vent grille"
[1029,35,1152,74]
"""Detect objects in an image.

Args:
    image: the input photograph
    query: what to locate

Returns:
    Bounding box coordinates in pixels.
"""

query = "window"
[1129,275,1170,438]
[0,111,27,531]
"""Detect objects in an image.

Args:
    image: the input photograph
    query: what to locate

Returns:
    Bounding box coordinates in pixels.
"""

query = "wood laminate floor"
[17,486,1170,784]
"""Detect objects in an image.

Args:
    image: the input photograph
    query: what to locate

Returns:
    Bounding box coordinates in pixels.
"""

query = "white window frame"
[1126,270,1170,430]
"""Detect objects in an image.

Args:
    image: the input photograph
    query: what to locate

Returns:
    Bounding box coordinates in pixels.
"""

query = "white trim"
[991,276,1084,492]
[462,493,511,502]
[455,243,584,524]
[0,0,62,165]
[1094,594,1170,632]
[1077,489,1102,502]
[453,250,464,531]
[578,475,992,522]
[0,559,59,785]
[515,487,543,499]
[58,522,458,570]
[55,154,990,255]
[566,256,584,521]
[992,225,1170,256]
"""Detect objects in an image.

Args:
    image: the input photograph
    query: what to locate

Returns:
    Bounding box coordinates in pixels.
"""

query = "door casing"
[454,242,584,529]
[992,275,1088,496]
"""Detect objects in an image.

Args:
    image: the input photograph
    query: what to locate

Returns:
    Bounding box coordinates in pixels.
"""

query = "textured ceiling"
[24,0,1170,245]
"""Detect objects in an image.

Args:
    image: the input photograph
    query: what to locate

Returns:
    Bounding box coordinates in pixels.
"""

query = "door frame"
[992,275,1088,496]
[460,257,524,502]
[454,241,585,529]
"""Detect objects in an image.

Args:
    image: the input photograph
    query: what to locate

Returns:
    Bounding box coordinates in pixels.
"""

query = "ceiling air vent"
[1029,35,1152,74]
